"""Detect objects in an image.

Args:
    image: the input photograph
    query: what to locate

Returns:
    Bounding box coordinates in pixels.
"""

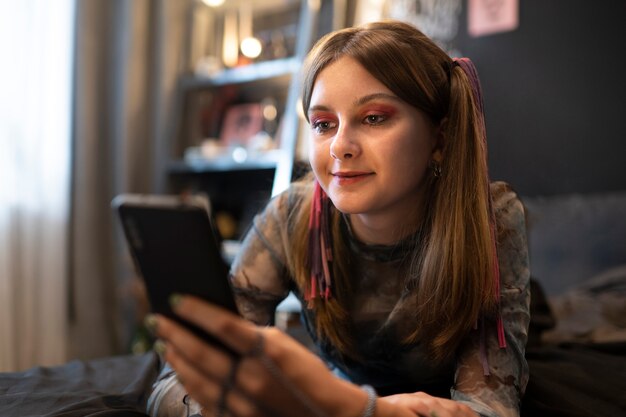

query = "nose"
[329,124,360,160]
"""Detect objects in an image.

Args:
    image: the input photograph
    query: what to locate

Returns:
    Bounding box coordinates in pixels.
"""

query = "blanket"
[0,352,160,416]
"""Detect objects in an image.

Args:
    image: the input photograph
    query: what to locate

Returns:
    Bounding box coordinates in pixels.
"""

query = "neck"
[348,201,424,246]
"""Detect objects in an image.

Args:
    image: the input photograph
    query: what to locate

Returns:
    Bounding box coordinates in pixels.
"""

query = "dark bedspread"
[0,352,160,417]
[1,343,624,417]
[522,342,626,417]
[1,280,624,417]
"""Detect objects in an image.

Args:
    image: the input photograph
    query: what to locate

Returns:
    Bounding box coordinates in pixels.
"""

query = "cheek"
[308,141,328,180]
[384,135,432,177]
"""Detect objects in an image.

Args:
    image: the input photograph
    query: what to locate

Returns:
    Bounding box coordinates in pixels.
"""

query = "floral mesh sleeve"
[228,187,299,325]
[451,182,531,417]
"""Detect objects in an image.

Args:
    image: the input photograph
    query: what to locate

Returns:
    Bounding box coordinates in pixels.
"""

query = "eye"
[311,119,337,134]
[363,114,386,125]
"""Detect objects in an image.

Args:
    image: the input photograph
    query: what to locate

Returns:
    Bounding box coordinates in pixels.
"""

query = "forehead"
[309,56,396,106]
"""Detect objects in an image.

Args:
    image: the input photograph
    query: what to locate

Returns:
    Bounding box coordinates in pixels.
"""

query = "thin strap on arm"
[360,385,377,417]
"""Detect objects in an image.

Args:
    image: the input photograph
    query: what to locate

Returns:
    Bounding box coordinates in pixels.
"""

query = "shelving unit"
[165,0,347,239]
[180,56,301,88]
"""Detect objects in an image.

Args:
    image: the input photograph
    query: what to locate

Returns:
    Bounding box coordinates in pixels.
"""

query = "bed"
[1,191,625,416]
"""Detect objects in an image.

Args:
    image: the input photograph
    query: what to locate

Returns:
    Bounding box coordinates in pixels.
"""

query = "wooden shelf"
[169,159,276,174]
[181,57,300,88]
[167,148,291,174]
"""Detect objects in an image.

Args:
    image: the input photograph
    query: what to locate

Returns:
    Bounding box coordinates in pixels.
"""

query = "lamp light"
[241,37,262,59]
[239,2,263,60]
[201,0,225,7]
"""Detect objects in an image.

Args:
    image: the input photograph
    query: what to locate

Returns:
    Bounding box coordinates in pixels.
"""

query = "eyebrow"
[355,93,401,106]
[308,92,401,114]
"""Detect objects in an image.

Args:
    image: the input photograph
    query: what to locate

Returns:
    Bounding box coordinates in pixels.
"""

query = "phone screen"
[113,195,239,354]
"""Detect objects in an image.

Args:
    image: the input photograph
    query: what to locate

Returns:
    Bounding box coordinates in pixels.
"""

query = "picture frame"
[219,102,264,146]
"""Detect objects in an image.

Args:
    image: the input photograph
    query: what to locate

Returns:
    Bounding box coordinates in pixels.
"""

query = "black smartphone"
[112,193,239,354]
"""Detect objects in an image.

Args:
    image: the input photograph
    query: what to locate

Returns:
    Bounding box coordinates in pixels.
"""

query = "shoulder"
[490,181,524,217]
[261,180,313,221]
[490,181,530,290]
[251,180,313,239]
[234,181,314,280]
[284,179,314,208]
[490,181,526,236]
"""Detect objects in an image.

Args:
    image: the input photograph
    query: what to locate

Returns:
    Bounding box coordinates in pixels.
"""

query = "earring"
[430,159,442,178]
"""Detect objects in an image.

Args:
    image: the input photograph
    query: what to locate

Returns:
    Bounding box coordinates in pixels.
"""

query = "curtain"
[0,1,75,372]
[69,0,189,360]
[0,0,190,371]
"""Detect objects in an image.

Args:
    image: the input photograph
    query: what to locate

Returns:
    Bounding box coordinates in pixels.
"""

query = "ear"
[431,117,447,163]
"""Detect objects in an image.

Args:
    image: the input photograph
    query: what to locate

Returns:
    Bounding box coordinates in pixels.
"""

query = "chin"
[328,198,365,215]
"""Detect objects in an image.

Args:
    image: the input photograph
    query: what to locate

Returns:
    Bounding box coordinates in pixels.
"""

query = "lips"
[332,171,373,178]
[331,171,374,185]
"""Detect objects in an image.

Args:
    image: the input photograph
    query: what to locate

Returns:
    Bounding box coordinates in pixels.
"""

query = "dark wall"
[455,1,626,197]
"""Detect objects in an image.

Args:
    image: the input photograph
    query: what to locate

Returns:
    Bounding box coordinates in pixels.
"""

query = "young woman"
[148,20,530,417]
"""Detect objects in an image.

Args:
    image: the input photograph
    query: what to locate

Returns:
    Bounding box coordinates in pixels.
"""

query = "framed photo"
[219,103,264,146]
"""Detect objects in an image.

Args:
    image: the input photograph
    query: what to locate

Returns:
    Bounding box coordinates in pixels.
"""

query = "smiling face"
[308,57,440,243]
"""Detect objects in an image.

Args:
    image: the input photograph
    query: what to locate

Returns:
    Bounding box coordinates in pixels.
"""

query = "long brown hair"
[286,20,497,362]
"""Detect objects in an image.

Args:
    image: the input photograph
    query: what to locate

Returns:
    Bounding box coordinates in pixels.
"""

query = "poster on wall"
[468,0,519,37]
[354,0,463,55]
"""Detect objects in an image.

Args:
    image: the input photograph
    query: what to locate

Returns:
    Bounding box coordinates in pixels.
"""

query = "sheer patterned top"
[230,181,530,417]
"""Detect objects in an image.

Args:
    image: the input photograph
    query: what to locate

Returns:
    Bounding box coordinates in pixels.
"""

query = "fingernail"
[153,339,167,355]
[169,293,183,310]
[144,314,158,334]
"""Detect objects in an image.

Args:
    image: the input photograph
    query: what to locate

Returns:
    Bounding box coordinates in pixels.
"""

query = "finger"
[380,392,438,417]
[156,314,233,380]
[381,394,428,417]
[171,295,261,355]
[163,341,222,410]
[381,392,475,417]
[165,342,259,417]
[418,396,475,417]
[431,400,475,417]
[381,393,419,407]
[156,314,277,416]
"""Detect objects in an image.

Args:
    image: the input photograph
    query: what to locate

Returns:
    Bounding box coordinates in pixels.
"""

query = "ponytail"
[408,58,500,361]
